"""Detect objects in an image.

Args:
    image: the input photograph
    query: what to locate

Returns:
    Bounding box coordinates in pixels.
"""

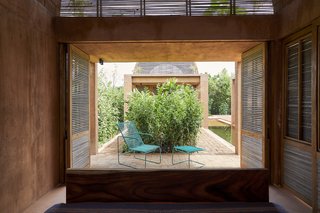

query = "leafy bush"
[126,79,202,152]
[98,74,124,146]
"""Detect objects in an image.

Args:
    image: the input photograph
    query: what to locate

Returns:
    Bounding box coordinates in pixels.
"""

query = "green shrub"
[126,79,202,152]
[98,76,124,146]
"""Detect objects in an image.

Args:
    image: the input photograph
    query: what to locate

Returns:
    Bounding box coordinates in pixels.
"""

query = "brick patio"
[91,128,240,169]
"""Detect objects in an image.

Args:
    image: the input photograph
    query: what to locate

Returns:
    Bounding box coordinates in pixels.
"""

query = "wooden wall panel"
[66,169,269,203]
[283,142,312,204]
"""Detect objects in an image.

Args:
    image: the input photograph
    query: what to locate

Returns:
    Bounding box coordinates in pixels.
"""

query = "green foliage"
[126,79,203,152]
[204,0,247,16]
[98,72,124,146]
[208,68,231,115]
[69,0,92,17]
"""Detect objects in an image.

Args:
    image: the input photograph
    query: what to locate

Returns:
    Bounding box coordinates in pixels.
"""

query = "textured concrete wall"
[0,0,60,212]
[279,0,320,38]
[55,15,278,42]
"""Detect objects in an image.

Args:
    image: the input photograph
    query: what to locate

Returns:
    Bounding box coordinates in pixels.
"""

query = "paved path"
[91,128,240,169]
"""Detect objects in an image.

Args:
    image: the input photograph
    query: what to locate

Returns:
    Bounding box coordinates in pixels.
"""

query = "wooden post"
[231,66,239,154]
[124,75,133,115]
[200,74,208,128]
[90,62,98,155]
[236,62,242,156]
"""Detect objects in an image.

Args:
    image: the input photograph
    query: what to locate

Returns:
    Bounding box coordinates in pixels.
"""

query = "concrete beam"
[55,16,278,42]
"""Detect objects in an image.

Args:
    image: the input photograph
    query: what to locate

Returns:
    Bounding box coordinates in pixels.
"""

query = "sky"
[98,62,235,87]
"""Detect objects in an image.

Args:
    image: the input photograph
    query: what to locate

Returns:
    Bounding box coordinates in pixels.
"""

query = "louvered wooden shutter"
[286,43,299,139]
[301,38,312,142]
[69,46,90,168]
[101,0,141,16]
[285,37,312,143]
[60,0,274,17]
[241,44,265,168]
[283,36,312,205]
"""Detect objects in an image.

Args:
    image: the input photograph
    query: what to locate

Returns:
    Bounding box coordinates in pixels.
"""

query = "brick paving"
[91,128,240,169]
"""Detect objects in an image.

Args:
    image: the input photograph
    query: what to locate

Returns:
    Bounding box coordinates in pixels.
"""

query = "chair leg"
[172,148,204,168]
[117,136,136,169]
[145,154,147,168]
[133,147,162,167]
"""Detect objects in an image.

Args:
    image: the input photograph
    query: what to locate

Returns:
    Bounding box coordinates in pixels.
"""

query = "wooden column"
[90,62,98,155]
[268,40,283,186]
[124,74,133,115]
[236,62,242,156]
[200,74,208,128]
[231,62,241,155]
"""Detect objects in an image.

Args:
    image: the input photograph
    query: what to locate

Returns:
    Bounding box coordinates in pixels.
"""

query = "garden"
[98,69,232,149]
[126,79,203,151]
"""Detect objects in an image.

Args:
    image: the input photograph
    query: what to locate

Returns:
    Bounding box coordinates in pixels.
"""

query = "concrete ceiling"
[74,41,262,62]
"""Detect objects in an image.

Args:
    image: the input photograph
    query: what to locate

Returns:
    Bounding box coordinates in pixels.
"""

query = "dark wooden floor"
[24,185,311,213]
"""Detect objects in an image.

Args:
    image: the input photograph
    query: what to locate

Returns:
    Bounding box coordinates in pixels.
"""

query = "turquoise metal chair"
[117,121,161,168]
[172,145,205,168]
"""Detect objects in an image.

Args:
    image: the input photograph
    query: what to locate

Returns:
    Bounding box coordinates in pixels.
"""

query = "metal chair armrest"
[138,132,153,138]
[123,136,139,141]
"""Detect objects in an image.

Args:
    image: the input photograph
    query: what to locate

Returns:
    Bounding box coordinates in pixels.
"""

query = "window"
[285,36,312,144]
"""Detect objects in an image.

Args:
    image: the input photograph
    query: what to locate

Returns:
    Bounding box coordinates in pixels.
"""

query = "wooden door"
[67,45,90,168]
[241,43,267,168]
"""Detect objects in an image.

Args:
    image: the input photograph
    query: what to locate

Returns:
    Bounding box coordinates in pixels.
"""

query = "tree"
[208,68,231,115]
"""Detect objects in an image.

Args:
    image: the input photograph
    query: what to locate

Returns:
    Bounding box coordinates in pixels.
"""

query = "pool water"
[209,126,231,143]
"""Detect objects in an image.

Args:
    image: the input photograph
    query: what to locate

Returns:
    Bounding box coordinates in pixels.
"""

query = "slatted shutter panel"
[241,44,265,168]
[285,37,312,143]
[68,46,90,168]
[283,143,312,203]
[301,38,312,142]
[101,0,141,17]
[145,0,186,16]
[235,0,274,15]
[60,0,274,17]
[286,43,299,139]
[283,35,313,205]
